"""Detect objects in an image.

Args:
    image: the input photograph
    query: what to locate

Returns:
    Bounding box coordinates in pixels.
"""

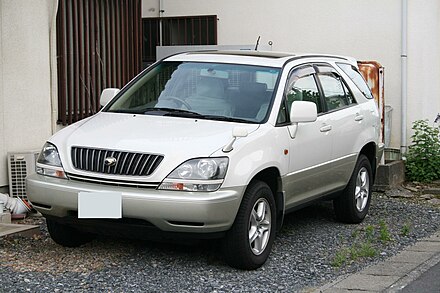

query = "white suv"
[27,51,383,270]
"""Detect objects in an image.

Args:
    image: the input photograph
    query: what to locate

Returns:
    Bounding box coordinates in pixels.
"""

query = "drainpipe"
[49,0,59,134]
[159,0,164,47]
[401,0,408,156]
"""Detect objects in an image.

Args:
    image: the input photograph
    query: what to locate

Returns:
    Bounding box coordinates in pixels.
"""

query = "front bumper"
[26,174,245,233]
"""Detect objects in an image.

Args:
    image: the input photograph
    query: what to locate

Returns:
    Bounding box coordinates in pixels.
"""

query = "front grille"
[71,147,163,176]
[67,173,159,189]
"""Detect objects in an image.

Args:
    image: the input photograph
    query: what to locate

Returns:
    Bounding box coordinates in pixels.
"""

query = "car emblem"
[104,157,117,167]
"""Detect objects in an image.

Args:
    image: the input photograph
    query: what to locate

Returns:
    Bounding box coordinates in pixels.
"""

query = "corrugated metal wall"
[57,0,142,125]
[142,15,217,64]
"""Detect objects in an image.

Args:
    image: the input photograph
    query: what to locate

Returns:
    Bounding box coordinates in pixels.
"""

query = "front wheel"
[222,181,276,270]
[333,154,373,223]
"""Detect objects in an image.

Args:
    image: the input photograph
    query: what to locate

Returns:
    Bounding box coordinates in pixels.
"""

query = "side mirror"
[232,127,249,138]
[290,101,317,123]
[223,127,249,153]
[100,88,120,107]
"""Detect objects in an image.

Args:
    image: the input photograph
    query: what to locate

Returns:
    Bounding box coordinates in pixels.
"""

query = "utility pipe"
[401,0,408,155]
[159,0,164,47]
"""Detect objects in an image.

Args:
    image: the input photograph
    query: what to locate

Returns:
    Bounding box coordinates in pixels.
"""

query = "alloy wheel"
[355,166,370,212]
[248,198,271,255]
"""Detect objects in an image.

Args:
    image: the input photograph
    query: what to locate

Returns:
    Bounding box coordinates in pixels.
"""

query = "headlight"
[36,142,67,179]
[158,158,228,192]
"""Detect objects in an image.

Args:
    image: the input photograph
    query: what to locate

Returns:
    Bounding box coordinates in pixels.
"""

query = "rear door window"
[317,73,356,111]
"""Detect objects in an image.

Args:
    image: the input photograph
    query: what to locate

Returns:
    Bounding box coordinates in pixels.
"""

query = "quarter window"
[337,63,374,100]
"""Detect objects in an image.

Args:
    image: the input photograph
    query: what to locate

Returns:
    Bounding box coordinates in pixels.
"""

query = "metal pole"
[159,0,163,47]
[401,0,408,156]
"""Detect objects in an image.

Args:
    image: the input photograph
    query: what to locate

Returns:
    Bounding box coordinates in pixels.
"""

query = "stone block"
[374,160,405,189]
[0,211,11,223]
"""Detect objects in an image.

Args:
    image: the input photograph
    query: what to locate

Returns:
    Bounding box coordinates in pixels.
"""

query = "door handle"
[355,114,364,121]
[320,124,332,132]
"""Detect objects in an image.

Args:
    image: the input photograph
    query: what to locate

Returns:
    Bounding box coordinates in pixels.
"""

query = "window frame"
[336,62,374,100]
[278,61,360,126]
[314,63,357,113]
[276,64,323,126]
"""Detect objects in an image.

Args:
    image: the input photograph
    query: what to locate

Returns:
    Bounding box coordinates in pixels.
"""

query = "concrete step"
[0,223,40,238]
[374,160,405,191]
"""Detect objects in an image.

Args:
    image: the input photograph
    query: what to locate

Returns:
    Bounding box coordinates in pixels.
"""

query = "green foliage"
[401,223,411,236]
[331,221,397,268]
[355,242,378,258]
[379,220,391,242]
[365,225,375,241]
[332,249,349,267]
[331,225,379,268]
[405,120,440,182]
[331,242,378,267]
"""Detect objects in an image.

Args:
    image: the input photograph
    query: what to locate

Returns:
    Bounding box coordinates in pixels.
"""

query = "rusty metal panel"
[57,0,142,125]
[358,61,385,144]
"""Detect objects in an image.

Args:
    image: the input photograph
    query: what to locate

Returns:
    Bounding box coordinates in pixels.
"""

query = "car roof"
[164,50,357,68]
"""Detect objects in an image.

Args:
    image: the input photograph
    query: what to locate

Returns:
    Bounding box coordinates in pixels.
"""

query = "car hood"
[51,112,259,180]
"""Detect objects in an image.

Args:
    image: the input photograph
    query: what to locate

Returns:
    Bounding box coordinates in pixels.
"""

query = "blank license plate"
[78,192,122,219]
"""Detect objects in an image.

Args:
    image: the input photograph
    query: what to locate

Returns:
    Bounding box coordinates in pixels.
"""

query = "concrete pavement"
[313,231,440,292]
[0,222,40,237]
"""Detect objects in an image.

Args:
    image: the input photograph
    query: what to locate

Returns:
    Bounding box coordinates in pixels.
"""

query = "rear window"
[337,63,374,100]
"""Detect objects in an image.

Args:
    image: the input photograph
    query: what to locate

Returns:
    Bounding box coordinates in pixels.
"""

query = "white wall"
[142,0,440,149]
[407,1,440,134]
[0,1,5,186]
[0,0,54,186]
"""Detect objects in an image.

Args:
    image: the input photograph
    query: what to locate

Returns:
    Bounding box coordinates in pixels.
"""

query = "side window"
[337,63,374,100]
[318,73,355,111]
[285,75,321,113]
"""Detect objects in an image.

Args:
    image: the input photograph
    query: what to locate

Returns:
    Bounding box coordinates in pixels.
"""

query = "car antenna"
[254,36,260,51]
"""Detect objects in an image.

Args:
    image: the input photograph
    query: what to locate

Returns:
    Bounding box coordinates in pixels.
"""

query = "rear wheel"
[46,218,95,247]
[334,154,372,223]
[222,181,276,270]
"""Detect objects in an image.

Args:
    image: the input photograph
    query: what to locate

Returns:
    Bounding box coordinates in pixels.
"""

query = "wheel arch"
[251,167,285,232]
[359,142,377,182]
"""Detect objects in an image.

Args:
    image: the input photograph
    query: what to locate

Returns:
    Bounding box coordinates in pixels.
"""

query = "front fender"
[214,125,290,188]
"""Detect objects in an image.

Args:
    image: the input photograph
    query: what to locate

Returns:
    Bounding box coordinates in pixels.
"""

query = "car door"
[280,65,335,209]
[314,64,361,188]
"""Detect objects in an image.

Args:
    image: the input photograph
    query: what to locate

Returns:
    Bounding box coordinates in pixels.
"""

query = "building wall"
[407,1,440,128]
[0,1,4,187]
[0,0,437,186]
[142,0,440,149]
[0,0,54,186]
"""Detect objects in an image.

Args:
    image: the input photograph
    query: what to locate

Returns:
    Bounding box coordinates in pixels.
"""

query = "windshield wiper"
[106,109,145,114]
[143,107,204,118]
[144,108,257,123]
[202,115,258,124]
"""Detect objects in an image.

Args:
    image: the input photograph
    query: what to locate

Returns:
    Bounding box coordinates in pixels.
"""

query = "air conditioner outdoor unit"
[7,150,40,201]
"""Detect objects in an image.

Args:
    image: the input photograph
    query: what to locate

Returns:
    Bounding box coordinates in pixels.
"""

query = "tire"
[222,180,276,270]
[333,154,373,224]
[46,218,95,247]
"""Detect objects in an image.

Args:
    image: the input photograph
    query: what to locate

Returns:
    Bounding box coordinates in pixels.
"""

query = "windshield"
[105,61,281,123]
